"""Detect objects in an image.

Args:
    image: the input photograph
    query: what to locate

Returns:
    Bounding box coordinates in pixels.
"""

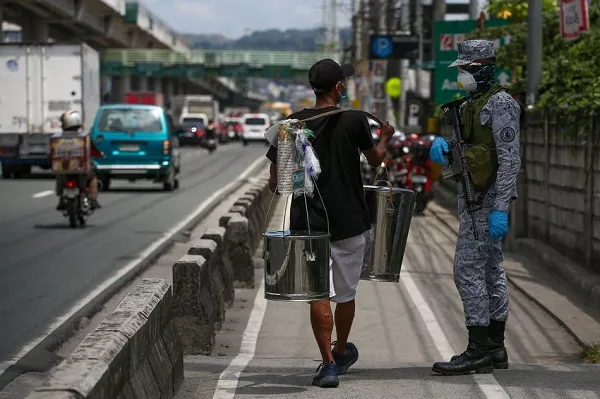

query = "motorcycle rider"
[55,110,102,210]
[429,40,521,375]
[206,119,217,141]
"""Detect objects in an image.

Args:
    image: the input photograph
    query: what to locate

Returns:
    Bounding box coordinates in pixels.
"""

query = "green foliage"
[468,0,600,121]
[485,0,557,22]
[583,344,600,364]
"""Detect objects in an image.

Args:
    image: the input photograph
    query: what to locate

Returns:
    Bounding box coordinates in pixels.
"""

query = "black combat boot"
[449,321,509,369]
[432,326,493,375]
[488,320,509,369]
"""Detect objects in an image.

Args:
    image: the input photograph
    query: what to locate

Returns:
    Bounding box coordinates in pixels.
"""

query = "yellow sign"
[385,78,402,99]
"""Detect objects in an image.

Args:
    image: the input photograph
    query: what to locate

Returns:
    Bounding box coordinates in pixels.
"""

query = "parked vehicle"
[91,105,181,191]
[0,43,100,178]
[241,113,271,146]
[404,134,434,214]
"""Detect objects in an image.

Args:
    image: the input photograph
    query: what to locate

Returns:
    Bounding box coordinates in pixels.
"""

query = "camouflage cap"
[448,40,495,68]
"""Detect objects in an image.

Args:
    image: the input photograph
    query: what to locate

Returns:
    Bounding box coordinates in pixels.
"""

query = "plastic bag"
[275,120,321,198]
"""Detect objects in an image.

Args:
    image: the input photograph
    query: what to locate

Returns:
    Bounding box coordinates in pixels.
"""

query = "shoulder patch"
[499,127,516,143]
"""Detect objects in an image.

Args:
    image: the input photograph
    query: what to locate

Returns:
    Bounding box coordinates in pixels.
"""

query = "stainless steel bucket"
[263,230,331,302]
[361,185,416,282]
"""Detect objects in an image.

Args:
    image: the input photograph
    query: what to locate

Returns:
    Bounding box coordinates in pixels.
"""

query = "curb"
[0,158,268,389]
[426,200,591,350]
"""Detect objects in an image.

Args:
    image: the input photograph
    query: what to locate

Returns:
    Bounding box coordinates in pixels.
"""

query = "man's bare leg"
[333,299,356,355]
[310,299,334,364]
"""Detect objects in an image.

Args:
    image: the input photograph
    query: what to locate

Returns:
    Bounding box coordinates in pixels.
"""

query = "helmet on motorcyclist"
[60,110,82,131]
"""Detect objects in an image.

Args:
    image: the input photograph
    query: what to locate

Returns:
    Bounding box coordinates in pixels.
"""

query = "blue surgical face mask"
[336,83,347,104]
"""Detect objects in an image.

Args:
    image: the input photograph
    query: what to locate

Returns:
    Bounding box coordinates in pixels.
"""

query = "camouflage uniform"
[451,40,521,327]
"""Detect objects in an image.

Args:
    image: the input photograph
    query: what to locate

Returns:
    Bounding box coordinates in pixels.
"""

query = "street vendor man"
[265,59,395,388]
[429,40,522,375]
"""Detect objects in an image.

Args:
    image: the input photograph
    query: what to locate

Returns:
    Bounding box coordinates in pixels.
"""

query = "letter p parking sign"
[371,36,393,58]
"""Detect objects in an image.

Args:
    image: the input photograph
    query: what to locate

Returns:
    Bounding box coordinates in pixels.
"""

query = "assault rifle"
[440,99,481,239]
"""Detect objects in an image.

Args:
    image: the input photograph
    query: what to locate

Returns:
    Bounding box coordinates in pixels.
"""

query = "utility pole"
[469,0,478,19]
[526,0,542,107]
[430,0,446,112]
[415,0,424,96]
[332,0,339,53]
[398,0,410,129]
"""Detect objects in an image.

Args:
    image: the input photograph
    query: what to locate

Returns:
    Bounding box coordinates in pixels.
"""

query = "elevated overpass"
[102,49,341,80]
[102,48,340,109]
[0,0,265,106]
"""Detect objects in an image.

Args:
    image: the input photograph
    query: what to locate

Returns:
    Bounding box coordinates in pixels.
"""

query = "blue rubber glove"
[489,210,509,241]
[430,137,449,166]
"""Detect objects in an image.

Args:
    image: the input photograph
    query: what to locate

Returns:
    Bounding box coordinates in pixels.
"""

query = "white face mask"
[457,69,477,92]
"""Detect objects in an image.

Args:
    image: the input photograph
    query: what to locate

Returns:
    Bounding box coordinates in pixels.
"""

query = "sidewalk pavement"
[428,186,600,349]
[175,196,600,399]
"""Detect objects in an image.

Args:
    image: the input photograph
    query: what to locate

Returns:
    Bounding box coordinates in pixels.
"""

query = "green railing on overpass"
[101,49,341,79]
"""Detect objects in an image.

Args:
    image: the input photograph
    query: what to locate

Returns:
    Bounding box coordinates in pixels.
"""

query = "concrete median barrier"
[26,278,183,399]
[172,255,216,355]
[201,226,235,307]
[224,214,254,288]
[188,239,225,328]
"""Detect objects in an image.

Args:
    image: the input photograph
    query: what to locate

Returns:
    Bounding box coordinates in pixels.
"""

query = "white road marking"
[32,190,54,199]
[211,278,267,399]
[401,268,511,399]
[0,155,267,378]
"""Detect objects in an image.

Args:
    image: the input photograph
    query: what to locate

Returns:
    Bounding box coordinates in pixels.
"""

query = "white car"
[241,113,271,146]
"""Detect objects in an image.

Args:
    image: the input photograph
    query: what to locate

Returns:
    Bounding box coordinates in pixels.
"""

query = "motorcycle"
[60,174,94,228]
[404,137,434,215]
[205,124,218,154]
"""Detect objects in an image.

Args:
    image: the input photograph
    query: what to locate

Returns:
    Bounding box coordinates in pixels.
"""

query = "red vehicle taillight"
[235,125,243,132]
[196,129,205,137]
[163,140,170,155]
[66,180,76,189]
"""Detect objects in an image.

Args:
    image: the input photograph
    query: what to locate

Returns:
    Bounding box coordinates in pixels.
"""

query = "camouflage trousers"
[455,185,510,327]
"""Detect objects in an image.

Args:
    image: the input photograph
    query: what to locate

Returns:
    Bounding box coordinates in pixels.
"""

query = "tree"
[468,0,600,119]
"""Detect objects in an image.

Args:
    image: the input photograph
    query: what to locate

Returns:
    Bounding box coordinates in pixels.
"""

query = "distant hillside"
[182,28,352,52]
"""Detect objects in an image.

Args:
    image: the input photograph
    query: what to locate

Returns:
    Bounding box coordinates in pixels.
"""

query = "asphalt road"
[176,198,599,399]
[0,143,268,369]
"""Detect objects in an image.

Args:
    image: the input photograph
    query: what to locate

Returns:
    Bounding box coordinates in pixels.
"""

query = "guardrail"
[102,49,341,70]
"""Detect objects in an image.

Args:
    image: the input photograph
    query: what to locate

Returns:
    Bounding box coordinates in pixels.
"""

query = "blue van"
[91,104,181,191]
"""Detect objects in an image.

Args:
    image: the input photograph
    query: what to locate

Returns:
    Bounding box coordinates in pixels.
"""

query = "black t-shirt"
[266,107,374,242]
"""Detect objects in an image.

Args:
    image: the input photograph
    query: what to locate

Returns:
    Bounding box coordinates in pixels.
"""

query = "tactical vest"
[459,83,504,190]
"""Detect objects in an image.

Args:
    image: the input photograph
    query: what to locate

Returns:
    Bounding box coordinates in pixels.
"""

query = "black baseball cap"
[309,59,355,92]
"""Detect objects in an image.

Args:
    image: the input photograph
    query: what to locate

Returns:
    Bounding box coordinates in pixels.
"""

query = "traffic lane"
[0,146,217,234]
[404,213,582,365]
[0,143,266,366]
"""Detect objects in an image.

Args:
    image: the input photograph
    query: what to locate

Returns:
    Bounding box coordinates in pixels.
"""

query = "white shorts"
[328,234,367,303]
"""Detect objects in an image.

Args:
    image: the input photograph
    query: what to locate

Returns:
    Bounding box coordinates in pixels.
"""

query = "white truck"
[170,95,220,127]
[0,43,100,178]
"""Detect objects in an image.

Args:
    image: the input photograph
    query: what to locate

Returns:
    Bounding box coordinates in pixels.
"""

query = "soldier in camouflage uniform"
[429,40,521,375]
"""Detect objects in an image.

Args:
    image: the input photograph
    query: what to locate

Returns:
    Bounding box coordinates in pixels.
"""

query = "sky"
[141,0,483,39]
[142,0,335,38]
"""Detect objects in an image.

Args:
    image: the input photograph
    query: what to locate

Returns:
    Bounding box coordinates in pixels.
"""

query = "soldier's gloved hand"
[430,137,448,166]
[489,210,509,241]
